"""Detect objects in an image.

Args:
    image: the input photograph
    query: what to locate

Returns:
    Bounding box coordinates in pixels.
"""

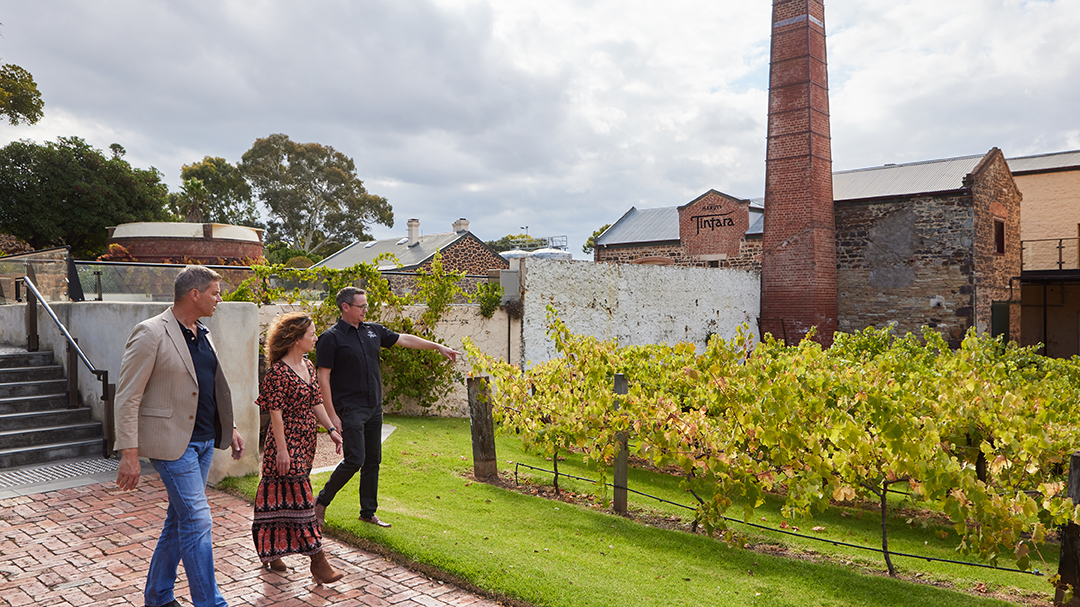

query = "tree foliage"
[176,156,261,226]
[170,177,210,223]
[0,136,169,258]
[582,223,611,255]
[239,134,392,254]
[0,63,44,126]
[224,251,465,411]
[486,233,545,252]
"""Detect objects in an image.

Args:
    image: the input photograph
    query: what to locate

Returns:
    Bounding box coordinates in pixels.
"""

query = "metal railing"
[1021,237,1080,271]
[14,275,114,458]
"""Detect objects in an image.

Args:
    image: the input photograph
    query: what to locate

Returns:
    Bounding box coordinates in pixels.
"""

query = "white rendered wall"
[519,258,760,366]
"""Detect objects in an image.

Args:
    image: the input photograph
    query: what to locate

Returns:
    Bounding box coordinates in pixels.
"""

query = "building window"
[994,219,1005,255]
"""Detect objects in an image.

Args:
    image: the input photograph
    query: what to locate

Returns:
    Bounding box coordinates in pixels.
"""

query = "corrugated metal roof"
[596,203,764,246]
[596,206,680,246]
[833,154,984,201]
[1007,149,1080,173]
[315,231,466,270]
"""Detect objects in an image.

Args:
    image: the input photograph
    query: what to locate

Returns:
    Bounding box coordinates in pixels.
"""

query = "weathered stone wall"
[594,237,762,270]
[835,195,976,347]
[969,149,1023,341]
[519,258,759,366]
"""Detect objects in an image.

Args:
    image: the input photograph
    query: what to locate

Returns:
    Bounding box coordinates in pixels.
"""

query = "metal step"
[0,408,93,431]
[0,440,104,469]
[0,393,69,415]
[0,379,67,399]
[0,351,55,369]
[0,365,65,383]
[0,423,104,451]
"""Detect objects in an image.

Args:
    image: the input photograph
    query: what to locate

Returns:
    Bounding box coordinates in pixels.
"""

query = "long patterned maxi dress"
[252,358,324,562]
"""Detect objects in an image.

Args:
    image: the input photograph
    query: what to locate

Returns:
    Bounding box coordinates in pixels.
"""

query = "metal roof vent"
[396,237,408,245]
[364,241,377,248]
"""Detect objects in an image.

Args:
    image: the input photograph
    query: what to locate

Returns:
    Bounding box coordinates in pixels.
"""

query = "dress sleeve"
[256,362,287,412]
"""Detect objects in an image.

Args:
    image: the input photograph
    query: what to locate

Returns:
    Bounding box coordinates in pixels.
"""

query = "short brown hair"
[265,312,313,367]
[335,286,367,311]
[174,265,222,303]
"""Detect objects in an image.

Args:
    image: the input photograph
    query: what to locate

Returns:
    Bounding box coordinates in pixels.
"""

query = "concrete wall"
[519,258,759,366]
[0,301,260,483]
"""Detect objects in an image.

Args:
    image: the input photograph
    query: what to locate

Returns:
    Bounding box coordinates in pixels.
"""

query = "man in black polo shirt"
[314,286,460,528]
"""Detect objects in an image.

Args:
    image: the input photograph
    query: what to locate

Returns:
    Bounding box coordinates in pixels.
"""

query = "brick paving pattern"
[0,476,499,607]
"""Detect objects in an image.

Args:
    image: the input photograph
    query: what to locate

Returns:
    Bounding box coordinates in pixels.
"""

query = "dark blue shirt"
[178,320,218,442]
[316,319,398,413]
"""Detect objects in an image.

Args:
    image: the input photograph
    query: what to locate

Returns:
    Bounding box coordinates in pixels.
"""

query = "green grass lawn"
[221,416,1054,606]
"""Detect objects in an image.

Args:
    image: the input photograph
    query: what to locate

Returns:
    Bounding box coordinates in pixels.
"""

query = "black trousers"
[317,405,382,518]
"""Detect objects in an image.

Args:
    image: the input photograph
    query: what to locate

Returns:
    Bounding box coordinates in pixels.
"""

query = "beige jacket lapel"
[163,308,198,384]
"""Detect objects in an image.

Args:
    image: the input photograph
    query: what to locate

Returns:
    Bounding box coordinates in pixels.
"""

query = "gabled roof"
[597,206,680,247]
[315,231,467,270]
[833,153,986,201]
[596,196,764,247]
[1007,149,1080,174]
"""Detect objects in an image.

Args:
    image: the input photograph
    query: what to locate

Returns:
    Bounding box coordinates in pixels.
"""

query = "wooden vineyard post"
[468,376,498,479]
[1056,453,1080,606]
[613,373,628,514]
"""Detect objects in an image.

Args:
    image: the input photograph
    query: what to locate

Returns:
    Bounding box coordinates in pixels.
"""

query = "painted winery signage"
[678,190,750,258]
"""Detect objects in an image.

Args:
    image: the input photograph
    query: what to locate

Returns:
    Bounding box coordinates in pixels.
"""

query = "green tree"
[177,156,261,226]
[582,223,611,255]
[170,177,210,223]
[239,133,392,254]
[0,63,44,126]
[485,233,545,252]
[0,136,169,258]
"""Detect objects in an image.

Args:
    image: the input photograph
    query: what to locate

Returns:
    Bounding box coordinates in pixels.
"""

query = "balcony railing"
[1021,238,1080,272]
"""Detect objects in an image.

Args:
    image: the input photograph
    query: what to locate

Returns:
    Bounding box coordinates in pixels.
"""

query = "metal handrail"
[14,275,114,457]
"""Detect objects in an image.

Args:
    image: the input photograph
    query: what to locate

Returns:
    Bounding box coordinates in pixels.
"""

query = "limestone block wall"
[0,301,260,483]
[519,258,760,366]
[835,195,976,347]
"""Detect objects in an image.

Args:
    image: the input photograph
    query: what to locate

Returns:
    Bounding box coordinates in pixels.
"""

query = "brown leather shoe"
[310,549,344,584]
[359,514,392,528]
[314,503,326,527]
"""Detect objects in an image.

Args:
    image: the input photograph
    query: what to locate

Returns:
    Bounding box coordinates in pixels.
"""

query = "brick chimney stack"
[760,0,838,346]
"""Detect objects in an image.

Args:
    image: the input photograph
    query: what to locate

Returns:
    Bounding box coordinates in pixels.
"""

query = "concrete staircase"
[0,350,105,468]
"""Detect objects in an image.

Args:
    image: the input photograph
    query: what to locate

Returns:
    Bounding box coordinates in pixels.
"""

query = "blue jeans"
[147,439,227,607]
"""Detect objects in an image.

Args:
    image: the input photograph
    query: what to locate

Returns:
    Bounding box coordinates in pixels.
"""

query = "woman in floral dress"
[252,312,345,583]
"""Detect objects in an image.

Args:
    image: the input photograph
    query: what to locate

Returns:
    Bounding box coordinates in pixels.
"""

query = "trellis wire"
[513,462,1044,577]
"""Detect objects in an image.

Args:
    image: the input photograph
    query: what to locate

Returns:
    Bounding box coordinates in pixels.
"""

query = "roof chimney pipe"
[407,218,420,246]
[452,218,470,233]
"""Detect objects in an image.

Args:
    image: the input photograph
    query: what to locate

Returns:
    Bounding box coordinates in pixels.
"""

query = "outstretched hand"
[437,344,462,362]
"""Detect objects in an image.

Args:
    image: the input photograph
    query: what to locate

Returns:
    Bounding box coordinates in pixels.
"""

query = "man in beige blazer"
[115,265,245,607]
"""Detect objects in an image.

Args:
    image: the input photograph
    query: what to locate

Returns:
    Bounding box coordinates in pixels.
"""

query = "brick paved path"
[0,476,499,607]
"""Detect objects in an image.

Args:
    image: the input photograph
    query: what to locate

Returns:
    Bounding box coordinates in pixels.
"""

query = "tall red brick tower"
[760,0,837,346]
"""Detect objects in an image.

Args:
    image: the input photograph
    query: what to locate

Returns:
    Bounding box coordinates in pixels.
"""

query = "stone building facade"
[315,218,508,297]
[834,148,1021,347]
[595,149,1023,348]
[595,190,764,270]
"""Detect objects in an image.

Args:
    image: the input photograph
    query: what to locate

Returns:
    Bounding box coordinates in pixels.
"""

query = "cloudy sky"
[2,0,1078,257]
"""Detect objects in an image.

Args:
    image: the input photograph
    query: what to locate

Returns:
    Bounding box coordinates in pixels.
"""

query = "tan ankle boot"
[310,550,344,584]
